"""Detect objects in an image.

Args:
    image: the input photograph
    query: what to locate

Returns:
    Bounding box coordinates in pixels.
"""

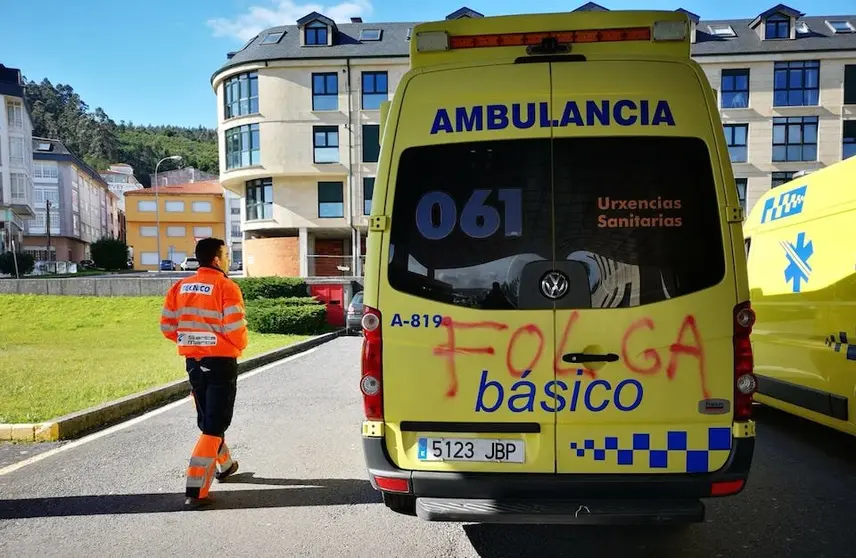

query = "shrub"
[245,296,322,310]
[90,237,130,270]
[234,276,308,300]
[0,251,35,276]
[246,304,327,335]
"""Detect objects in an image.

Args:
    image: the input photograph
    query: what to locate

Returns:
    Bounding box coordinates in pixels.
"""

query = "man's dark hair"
[195,237,226,267]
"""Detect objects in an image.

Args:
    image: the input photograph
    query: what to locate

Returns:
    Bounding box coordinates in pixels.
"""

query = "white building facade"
[0,64,35,254]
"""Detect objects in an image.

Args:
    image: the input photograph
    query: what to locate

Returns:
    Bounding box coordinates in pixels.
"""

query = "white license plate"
[417,437,525,463]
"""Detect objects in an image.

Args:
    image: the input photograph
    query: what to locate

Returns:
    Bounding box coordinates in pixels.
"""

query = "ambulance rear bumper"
[362,435,754,517]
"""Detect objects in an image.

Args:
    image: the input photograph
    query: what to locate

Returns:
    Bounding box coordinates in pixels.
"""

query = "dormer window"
[305,21,328,45]
[765,13,790,39]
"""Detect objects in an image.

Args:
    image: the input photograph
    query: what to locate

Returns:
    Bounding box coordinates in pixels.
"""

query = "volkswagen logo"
[540,270,570,300]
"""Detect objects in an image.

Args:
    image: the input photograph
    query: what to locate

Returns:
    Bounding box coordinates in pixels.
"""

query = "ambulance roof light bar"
[415,20,687,52]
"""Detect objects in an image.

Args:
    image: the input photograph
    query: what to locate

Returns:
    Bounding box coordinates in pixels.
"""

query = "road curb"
[0,330,343,443]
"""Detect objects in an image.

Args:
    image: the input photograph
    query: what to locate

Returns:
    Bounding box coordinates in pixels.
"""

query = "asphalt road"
[2,337,856,557]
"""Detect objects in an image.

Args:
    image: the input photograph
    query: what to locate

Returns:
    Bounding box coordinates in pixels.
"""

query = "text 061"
[415,188,523,240]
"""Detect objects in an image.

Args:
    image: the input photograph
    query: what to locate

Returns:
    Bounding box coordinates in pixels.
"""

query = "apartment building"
[0,64,35,254]
[210,4,856,278]
[124,180,225,270]
[151,166,218,187]
[211,12,416,278]
[25,138,119,262]
[100,163,143,212]
[690,5,856,215]
[153,166,243,267]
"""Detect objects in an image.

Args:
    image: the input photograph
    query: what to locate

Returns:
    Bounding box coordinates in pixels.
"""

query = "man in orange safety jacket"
[160,237,248,506]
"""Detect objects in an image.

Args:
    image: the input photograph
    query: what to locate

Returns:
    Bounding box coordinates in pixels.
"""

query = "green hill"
[23,78,218,186]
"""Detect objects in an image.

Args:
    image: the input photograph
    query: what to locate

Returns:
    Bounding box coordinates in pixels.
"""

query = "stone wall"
[0,277,180,297]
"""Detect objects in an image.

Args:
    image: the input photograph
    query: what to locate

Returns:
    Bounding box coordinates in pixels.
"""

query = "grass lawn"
[0,294,311,423]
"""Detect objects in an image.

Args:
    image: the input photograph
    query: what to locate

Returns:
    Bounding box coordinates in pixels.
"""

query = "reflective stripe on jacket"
[160,267,249,358]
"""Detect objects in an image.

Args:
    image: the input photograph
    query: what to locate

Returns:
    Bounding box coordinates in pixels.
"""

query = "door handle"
[562,353,619,364]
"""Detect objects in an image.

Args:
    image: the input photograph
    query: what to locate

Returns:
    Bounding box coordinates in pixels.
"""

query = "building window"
[10,173,26,199]
[165,200,185,212]
[313,126,339,163]
[225,123,261,169]
[312,73,338,110]
[246,177,273,221]
[845,65,856,105]
[363,124,380,162]
[774,61,819,106]
[72,214,79,235]
[305,21,328,45]
[192,200,212,212]
[765,13,791,39]
[135,199,155,212]
[362,72,388,110]
[6,100,23,129]
[363,177,374,215]
[9,137,24,166]
[33,161,59,180]
[167,226,186,237]
[724,124,748,163]
[773,116,818,162]
[140,225,157,237]
[193,226,213,238]
[140,252,159,266]
[772,171,795,188]
[844,121,856,159]
[318,181,344,218]
[735,178,747,215]
[721,69,749,108]
[223,72,259,119]
[231,223,242,238]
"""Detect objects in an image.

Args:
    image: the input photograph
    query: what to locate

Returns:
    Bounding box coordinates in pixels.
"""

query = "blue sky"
[1,0,852,129]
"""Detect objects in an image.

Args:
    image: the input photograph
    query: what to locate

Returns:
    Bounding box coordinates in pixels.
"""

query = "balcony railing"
[307,254,366,277]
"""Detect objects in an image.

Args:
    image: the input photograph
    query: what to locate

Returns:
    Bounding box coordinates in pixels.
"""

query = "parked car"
[346,291,363,334]
[181,257,200,271]
[79,259,96,270]
[159,259,176,271]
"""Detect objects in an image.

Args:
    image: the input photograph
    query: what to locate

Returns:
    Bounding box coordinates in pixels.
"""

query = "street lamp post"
[153,155,182,272]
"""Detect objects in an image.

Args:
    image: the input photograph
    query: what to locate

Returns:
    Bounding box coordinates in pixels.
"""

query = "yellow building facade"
[124,180,226,270]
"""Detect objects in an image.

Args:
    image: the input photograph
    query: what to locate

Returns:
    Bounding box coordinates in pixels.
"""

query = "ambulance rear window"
[386,136,726,310]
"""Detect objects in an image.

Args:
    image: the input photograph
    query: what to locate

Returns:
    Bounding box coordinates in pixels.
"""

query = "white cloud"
[208,0,373,42]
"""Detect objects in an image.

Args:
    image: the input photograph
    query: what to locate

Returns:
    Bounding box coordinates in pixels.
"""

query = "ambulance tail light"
[733,301,757,422]
[710,479,745,497]
[361,305,384,421]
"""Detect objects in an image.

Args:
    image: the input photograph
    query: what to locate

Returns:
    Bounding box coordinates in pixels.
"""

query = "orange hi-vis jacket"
[160,267,248,358]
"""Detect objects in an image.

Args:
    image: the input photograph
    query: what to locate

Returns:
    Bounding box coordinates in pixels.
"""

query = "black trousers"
[186,356,238,438]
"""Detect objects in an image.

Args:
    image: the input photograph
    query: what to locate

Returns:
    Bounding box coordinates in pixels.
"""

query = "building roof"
[32,137,113,194]
[124,180,224,197]
[212,20,417,81]
[212,5,856,81]
[693,14,856,56]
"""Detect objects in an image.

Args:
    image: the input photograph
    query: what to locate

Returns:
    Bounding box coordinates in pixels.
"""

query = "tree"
[89,238,130,270]
[22,77,218,184]
[0,252,35,276]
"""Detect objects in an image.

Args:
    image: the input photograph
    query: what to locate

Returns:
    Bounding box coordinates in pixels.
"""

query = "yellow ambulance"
[359,9,757,525]
[744,156,856,437]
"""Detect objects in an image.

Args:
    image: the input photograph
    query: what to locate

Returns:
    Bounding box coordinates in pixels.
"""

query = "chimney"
[351,17,363,23]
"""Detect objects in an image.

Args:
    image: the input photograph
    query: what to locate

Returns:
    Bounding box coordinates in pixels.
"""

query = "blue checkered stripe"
[569,427,732,473]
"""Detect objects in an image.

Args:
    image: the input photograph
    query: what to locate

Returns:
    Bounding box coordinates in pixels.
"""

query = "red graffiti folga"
[433,313,708,399]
